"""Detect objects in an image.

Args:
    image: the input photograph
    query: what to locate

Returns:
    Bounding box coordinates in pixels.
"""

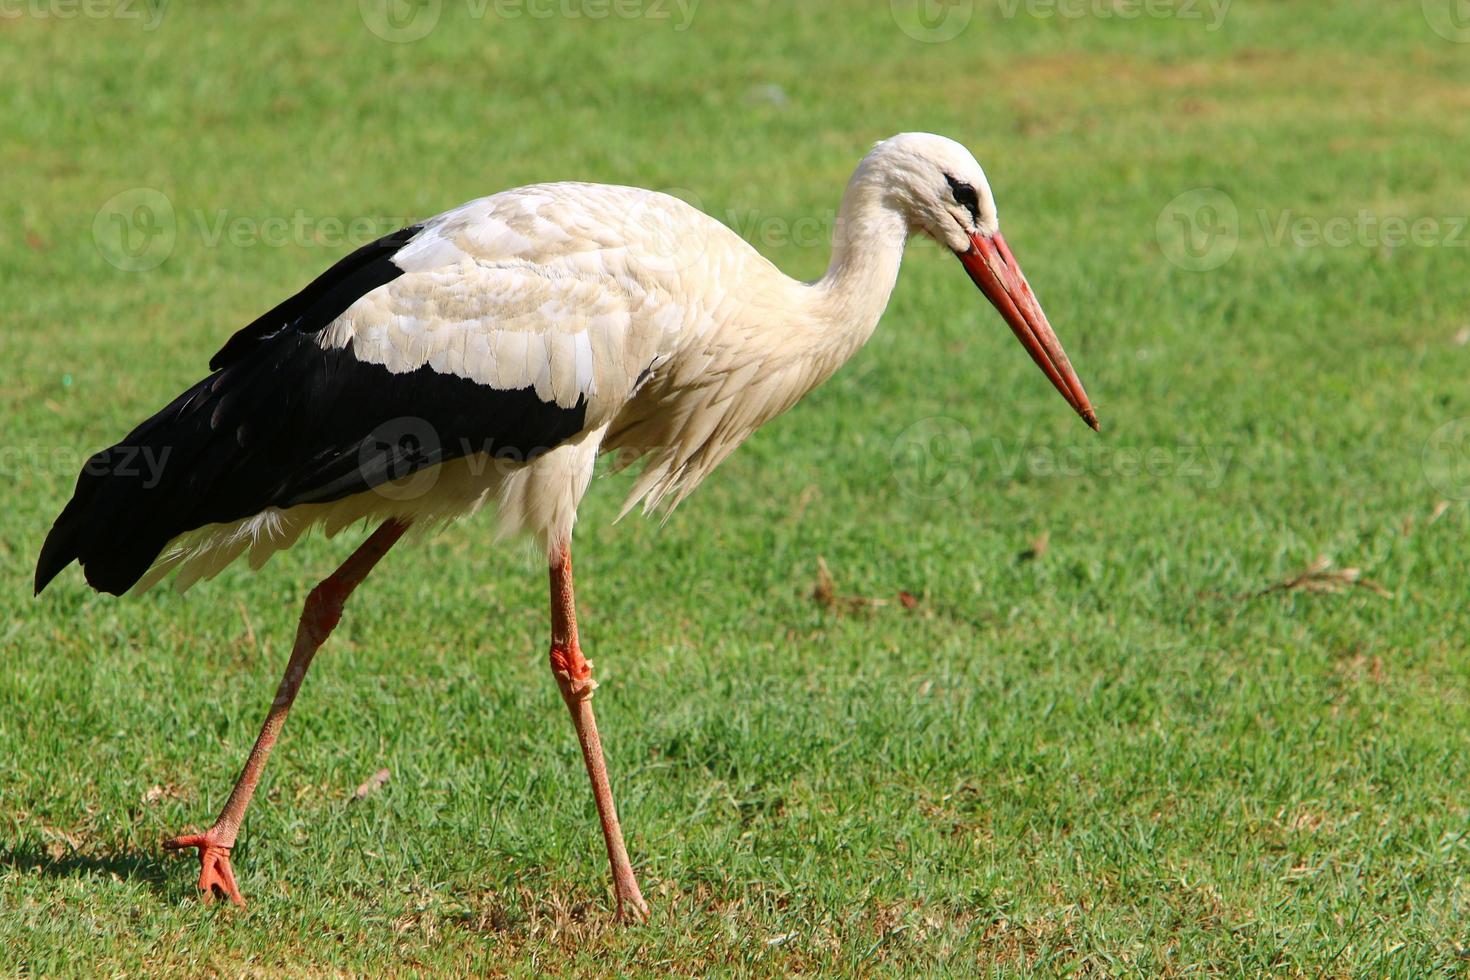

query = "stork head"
[862,133,1098,431]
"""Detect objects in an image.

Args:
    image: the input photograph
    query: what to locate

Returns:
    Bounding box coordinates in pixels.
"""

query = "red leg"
[164,519,409,907]
[549,544,649,923]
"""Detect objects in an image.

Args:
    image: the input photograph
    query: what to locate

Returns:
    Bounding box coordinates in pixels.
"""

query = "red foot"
[163,831,245,907]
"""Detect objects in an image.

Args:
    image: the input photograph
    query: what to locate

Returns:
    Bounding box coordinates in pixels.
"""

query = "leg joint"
[550,641,591,681]
[550,642,597,701]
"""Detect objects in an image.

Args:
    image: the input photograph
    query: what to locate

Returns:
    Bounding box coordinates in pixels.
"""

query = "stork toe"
[164,831,246,907]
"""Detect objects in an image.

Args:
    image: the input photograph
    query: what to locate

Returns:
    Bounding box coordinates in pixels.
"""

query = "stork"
[35,133,1097,922]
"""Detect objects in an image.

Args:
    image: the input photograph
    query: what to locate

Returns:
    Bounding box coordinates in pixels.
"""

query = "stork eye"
[944,174,980,221]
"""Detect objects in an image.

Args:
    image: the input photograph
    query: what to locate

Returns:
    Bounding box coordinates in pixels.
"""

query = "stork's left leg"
[548,544,649,923]
[163,519,410,907]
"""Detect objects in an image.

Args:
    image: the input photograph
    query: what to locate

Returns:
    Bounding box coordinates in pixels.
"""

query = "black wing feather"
[208,223,423,370]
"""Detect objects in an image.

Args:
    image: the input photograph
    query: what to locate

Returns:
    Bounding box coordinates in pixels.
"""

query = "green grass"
[5,0,1470,973]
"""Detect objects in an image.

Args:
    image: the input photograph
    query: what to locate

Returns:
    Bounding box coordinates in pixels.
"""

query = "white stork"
[35,133,1097,921]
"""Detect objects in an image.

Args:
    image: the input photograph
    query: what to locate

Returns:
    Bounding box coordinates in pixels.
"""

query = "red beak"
[957,231,1098,431]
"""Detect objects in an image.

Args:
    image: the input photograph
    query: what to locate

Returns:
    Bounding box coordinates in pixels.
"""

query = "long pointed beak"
[957,231,1098,431]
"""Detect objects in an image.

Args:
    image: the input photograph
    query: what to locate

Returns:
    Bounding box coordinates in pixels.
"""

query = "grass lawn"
[5,0,1470,974]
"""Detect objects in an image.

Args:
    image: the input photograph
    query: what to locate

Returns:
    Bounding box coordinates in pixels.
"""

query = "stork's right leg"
[163,519,409,907]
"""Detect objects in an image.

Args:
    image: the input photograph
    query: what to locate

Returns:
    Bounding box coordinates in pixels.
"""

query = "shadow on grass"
[0,841,172,895]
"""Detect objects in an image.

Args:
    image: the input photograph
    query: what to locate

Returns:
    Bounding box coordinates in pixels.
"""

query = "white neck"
[807,170,910,358]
